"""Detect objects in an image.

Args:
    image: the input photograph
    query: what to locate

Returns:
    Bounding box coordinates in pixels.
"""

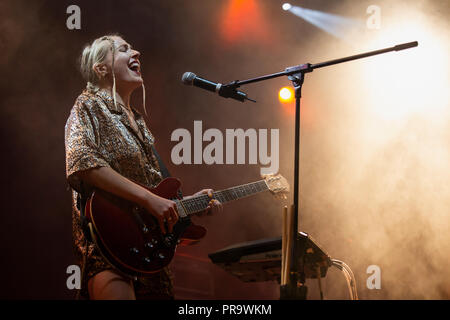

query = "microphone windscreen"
[181,72,196,85]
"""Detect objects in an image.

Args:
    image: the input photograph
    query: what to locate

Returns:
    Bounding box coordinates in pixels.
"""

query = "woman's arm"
[75,166,178,233]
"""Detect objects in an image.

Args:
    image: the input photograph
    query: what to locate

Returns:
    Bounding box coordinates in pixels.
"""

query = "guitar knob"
[164,234,174,247]
[144,242,154,249]
[142,226,149,234]
[130,247,140,255]
[143,257,151,264]
[158,253,165,260]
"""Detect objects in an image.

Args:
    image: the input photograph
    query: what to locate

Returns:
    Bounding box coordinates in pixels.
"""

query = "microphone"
[181,72,255,103]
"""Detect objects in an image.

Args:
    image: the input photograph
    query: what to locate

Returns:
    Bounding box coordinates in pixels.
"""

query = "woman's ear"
[93,62,108,79]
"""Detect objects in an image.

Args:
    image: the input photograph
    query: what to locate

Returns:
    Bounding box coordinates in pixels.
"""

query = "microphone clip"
[220,81,256,103]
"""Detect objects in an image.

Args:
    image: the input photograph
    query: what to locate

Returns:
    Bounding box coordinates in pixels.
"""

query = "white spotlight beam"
[285,5,363,40]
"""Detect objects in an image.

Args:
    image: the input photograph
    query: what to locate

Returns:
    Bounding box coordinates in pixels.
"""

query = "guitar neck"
[177,180,269,217]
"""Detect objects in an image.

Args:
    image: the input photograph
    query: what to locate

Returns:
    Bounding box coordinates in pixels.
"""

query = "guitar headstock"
[262,173,290,200]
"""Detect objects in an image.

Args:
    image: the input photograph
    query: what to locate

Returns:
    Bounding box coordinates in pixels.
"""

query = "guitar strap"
[151,144,183,198]
[151,144,171,179]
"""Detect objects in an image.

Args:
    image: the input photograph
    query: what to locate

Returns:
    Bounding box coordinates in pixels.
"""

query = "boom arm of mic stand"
[230,41,418,88]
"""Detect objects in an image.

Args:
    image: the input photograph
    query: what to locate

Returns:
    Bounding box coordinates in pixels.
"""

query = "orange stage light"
[221,0,272,45]
[279,87,294,103]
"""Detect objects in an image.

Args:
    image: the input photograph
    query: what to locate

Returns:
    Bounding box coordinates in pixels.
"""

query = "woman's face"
[104,36,143,92]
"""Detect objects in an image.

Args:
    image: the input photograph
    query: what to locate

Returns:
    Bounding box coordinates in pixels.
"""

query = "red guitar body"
[85,177,206,277]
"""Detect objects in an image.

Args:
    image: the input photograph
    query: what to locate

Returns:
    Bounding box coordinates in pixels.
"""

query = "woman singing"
[65,34,222,300]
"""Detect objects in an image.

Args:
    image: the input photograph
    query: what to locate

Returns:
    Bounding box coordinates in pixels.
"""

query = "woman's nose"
[132,50,140,59]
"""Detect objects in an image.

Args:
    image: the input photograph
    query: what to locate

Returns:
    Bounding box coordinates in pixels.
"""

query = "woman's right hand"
[142,193,179,234]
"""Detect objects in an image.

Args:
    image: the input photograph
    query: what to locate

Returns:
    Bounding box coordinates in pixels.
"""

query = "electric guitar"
[85,173,289,277]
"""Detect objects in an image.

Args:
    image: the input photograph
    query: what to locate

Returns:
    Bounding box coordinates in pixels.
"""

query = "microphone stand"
[221,41,418,300]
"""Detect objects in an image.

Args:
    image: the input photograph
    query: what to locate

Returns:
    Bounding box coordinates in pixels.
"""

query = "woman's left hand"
[189,189,223,216]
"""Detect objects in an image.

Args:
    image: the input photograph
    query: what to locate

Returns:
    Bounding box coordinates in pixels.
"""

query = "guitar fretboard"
[176,180,268,217]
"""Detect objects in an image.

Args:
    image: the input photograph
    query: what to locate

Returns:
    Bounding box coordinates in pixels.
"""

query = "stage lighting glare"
[282,3,292,11]
[279,87,294,103]
[361,21,447,120]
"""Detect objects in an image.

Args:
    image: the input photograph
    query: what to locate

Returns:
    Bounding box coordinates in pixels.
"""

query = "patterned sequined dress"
[65,89,173,299]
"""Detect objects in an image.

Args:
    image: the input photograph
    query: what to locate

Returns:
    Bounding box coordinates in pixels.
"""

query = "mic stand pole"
[221,41,418,300]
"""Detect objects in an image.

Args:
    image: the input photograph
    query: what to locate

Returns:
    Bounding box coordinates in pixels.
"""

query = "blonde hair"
[79,34,147,117]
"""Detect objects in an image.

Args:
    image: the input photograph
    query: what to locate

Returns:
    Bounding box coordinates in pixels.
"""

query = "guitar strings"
[179,180,269,215]
[180,181,266,207]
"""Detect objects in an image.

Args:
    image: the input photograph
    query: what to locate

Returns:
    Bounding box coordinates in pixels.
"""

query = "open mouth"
[128,61,141,74]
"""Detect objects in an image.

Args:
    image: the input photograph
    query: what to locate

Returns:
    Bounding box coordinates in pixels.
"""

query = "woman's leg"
[88,269,136,300]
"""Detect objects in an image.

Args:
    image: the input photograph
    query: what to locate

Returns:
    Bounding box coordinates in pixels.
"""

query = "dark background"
[0,0,449,299]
